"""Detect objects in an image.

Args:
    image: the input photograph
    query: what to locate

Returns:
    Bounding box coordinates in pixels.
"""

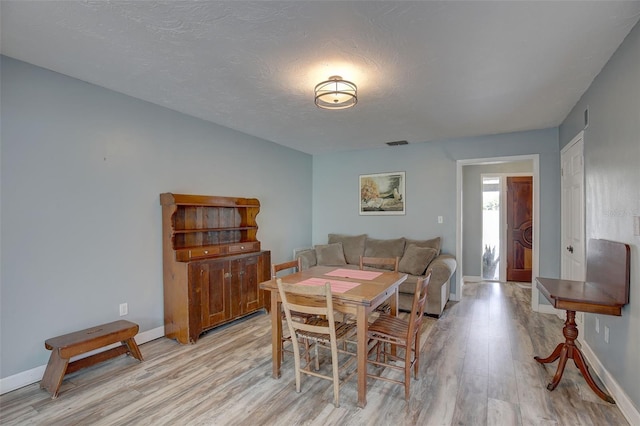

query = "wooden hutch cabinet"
[160,193,270,344]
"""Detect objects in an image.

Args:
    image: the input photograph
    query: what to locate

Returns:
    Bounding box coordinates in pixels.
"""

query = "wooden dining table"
[259,265,407,408]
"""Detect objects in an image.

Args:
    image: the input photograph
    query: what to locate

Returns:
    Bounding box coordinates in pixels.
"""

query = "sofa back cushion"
[364,237,405,269]
[328,234,367,265]
[315,242,347,266]
[405,237,441,256]
[399,244,438,275]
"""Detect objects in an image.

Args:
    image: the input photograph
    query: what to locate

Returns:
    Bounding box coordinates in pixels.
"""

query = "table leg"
[390,288,398,357]
[356,306,368,408]
[389,288,398,317]
[534,310,615,404]
[270,291,282,379]
[547,345,569,391]
[572,344,615,403]
[534,342,564,364]
[40,350,69,399]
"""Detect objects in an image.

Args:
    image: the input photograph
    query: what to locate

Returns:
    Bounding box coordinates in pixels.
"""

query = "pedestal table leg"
[534,310,615,403]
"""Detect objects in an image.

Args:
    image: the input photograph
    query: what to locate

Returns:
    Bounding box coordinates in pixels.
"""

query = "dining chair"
[359,256,400,314]
[366,272,431,400]
[276,278,357,407]
[271,259,315,361]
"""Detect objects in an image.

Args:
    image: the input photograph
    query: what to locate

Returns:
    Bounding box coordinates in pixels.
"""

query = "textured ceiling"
[2,1,639,154]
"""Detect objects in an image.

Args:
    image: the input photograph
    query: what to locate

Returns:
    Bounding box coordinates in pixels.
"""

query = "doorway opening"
[482,176,500,281]
[456,155,540,312]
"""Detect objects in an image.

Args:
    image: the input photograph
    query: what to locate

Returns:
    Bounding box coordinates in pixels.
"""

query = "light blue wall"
[0,56,312,378]
[560,20,640,408]
[312,128,560,294]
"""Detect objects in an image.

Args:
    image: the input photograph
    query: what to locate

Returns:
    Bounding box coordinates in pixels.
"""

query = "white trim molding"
[0,326,165,395]
[581,341,640,425]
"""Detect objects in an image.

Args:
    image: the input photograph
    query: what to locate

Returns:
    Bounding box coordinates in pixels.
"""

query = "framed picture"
[359,171,405,215]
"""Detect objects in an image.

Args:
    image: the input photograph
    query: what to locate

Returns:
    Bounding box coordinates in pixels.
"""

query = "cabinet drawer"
[188,246,222,259]
[228,242,260,254]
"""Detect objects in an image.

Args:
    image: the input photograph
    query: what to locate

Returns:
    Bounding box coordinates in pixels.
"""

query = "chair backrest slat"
[271,259,302,279]
[359,256,400,272]
[277,279,335,332]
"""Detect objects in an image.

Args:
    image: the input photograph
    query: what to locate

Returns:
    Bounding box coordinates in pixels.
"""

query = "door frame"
[560,131,585,280]
[456,154,541,313]
[560,131,586,332]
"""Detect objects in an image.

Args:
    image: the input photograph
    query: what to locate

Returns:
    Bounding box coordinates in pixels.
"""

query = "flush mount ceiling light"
[314,75,357,110]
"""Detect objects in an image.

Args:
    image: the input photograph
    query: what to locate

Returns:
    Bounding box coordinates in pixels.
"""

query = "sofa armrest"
[423,254,457,316]
[294,248,317,270]
[425,254,457,287]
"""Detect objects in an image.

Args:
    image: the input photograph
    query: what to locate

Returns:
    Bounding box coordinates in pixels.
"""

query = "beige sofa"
[295,234,457,317]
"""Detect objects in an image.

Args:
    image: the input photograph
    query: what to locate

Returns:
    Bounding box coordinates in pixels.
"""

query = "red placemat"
[325,268,383,280]
[297,277,360,293]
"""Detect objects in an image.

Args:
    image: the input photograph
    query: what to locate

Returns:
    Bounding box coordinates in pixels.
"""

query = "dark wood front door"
[507,176,533,282]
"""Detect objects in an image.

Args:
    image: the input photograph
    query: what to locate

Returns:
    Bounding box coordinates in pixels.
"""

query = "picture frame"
[359,171,405,215]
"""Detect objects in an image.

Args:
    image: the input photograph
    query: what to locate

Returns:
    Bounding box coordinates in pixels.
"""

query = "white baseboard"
[581,341,640,425]
[452,276,482,301]
[0,365,48,396]
[0,326,165,395]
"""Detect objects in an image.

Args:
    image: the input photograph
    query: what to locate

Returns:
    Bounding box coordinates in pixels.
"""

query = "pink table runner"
[325,268,383,280]
[297,277,360,293]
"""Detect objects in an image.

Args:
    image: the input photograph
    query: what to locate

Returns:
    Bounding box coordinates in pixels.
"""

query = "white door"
[561,132,586,333]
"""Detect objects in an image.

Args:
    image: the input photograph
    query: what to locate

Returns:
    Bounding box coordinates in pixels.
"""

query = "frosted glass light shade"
[314,76,357,110]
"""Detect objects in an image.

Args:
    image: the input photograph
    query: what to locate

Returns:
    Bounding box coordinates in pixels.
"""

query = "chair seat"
[374,302,391,314]
[297,317,356,343]
[368,314,410,344]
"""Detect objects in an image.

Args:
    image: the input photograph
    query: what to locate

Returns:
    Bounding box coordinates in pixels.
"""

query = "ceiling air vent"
[386,140,408,146]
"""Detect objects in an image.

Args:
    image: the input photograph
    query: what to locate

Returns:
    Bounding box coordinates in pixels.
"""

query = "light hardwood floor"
[0,282,629,425]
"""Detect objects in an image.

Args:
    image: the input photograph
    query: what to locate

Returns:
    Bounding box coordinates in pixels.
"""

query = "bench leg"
[40,350,69,399]
[124,338,143,361]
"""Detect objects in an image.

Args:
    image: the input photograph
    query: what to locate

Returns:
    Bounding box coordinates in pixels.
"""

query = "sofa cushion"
[328,234,367,265]
[399,244,438,276]
[405,237,441,255]
[364,238,405,269]
[315,243,347,266]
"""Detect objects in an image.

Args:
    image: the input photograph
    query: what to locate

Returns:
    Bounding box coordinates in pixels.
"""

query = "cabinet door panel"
[229,256,261,316]
[240,255,261,314]
[229,258,244,317]
[197,260,230,328]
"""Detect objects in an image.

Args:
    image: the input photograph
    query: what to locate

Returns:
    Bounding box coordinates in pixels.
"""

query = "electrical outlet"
[438,216,443,224]
[595,317,600,333]
[119,303,128,316]
[604,325,610,343]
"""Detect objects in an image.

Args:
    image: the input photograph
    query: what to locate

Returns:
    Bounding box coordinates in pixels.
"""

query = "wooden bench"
[41,320,143,398]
